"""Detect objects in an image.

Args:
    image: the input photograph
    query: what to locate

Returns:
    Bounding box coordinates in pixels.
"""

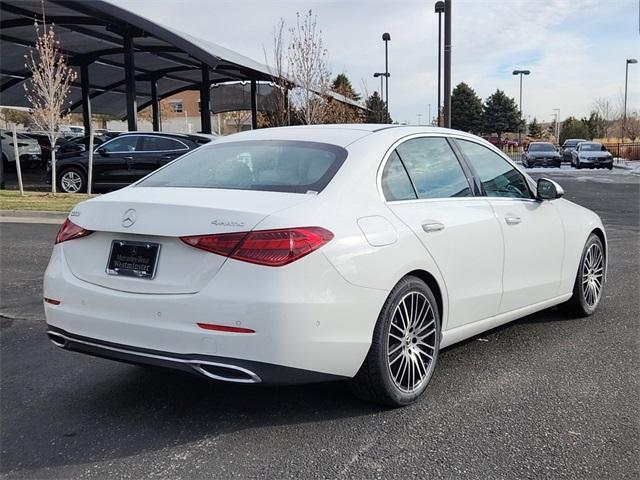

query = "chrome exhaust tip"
[48,331,68,348]
[191,362,261,384]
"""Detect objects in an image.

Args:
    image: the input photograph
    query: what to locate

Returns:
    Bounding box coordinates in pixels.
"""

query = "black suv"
[49,132,215,193]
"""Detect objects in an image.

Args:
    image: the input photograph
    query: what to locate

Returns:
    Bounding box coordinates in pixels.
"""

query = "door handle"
[504,214,522,225]
[421,221,445,233]
[123,156,133,160]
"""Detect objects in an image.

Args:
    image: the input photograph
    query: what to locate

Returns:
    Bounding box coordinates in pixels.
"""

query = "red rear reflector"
[197,323,255,334]
[180,227,333,267]
[55,218,93,244]
[44,297,61,305]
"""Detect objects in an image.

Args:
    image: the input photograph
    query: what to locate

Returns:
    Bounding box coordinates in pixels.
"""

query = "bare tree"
[223,111,252,133]
[24,19,77,194]
[592,97,616,139]
[262,18,290,127]
[287,10,331,124]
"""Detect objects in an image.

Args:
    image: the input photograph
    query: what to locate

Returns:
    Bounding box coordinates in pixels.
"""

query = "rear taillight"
[55,218,93,244]
[180,227,333,267]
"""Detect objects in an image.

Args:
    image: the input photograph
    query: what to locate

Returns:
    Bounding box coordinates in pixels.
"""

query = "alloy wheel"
[581,243,604,307]
[387,292,437,393]
[61,171,82,193]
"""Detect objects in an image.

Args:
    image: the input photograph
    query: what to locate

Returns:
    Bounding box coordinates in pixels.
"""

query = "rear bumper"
[44,243,388,380]
[46,325,346,385]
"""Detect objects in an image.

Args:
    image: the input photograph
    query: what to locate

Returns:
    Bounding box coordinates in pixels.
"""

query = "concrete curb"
[0,209,67,224]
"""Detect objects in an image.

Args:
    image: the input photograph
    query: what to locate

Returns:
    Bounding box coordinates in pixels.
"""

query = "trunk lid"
[63,187,311,294]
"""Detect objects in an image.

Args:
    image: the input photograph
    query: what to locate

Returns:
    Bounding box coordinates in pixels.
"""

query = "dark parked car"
[56,134,111,159]
[522,142,562,168]
[49,132,215,193]
[561,138,588,163]
[571,142,613,170]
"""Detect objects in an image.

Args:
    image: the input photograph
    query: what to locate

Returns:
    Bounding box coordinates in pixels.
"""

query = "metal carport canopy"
[0,0,281,133]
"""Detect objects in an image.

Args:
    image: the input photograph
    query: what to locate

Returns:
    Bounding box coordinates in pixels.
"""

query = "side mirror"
[537,178,564,201]
[97,147,107,157]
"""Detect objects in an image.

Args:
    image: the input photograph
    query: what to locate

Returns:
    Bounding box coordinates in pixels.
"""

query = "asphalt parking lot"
[1,167,638,479]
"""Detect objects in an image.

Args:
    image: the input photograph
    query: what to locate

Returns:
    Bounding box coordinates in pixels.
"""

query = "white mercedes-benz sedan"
[44,125,607,406]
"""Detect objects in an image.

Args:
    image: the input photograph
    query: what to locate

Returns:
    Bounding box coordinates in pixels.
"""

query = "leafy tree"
[482,89,521,143]
[364,91,390,123]
[528,117,543,138]
[451,82,482,133]
[559,116,590,144]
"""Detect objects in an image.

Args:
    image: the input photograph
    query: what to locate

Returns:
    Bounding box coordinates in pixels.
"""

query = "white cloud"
[109,0,639,124]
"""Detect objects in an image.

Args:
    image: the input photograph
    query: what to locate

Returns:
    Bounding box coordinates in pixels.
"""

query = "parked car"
[23,131,52,165]
[571,142,613,170]
[49,132,214,193]
[522,142,562,168]
[1,128,42,169]
[44,125,607,406]
[561,138,588,163]
[56,134,111,159]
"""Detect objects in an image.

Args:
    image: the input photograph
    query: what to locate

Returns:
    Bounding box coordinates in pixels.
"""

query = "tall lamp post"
[512,69,530,146]
[553,108,560,142]
[624,58,638,139]
[435,1,445,127]
[374,72,389,123]
[382,32,391,123]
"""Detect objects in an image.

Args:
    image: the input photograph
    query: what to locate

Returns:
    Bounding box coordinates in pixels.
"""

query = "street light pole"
[382,33,391,123]
[624,58,638,140]
[512,69,530,146]
[553,108,560,142]
[373,72,389,123]
[417,113,423,125]
[428,103,432,125]
[443,0,452,128]
[435,1,445,127]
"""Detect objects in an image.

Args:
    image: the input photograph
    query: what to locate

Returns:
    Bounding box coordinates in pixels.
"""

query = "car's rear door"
[382,136,504,329]
[133,135,190,180]
[455,139,564,313]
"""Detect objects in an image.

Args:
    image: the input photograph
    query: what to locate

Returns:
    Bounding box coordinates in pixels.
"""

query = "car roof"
[214,124,477,148]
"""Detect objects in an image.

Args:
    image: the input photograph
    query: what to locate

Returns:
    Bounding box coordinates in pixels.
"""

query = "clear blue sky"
[110,0,639,124]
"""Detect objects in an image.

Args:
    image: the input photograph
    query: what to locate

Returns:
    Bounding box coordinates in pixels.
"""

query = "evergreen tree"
[559,117,591,144]
[528,117,543,138]
[331,73,360,101]
[451,82,482,133]
[482,89,521,142]
[364,91,391,123]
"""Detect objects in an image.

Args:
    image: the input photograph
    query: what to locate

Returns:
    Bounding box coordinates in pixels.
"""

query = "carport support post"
[151,79,160,132]
[200,64,212,134]
[250,80,258,129]
[80,63,92,137]
[443,0,452,128]
[123,33,137,131]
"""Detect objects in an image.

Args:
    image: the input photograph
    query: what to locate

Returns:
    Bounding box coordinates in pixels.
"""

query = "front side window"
[138,140,347,194]
[101,136,139,153]
[394,137,471,199]
[457,140,531,199]
[141,136,188,152]
[381,151,417,201]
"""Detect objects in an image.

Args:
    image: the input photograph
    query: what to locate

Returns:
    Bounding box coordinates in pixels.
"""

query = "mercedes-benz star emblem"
[121,209,137,228]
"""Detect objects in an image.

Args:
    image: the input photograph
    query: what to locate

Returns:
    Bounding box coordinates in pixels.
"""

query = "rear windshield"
[137,140,347,194]
[529,143,555,152]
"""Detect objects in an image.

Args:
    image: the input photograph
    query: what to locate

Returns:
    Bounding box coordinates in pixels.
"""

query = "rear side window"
[102,136,139,153]
[381,151,417,201]
[141,136,188,152]
[394,137,471,199]
[457,140,531,199]
[137,140,347,194]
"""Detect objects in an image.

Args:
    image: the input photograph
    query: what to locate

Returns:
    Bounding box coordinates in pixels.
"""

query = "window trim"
[97,134,190,154]
[376,133,477,203]
[452,137,536,200]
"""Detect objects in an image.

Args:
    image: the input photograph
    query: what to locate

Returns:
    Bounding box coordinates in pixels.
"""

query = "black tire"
[57,167,86,193]
[350,276,441,407]
[559,234,605,317]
